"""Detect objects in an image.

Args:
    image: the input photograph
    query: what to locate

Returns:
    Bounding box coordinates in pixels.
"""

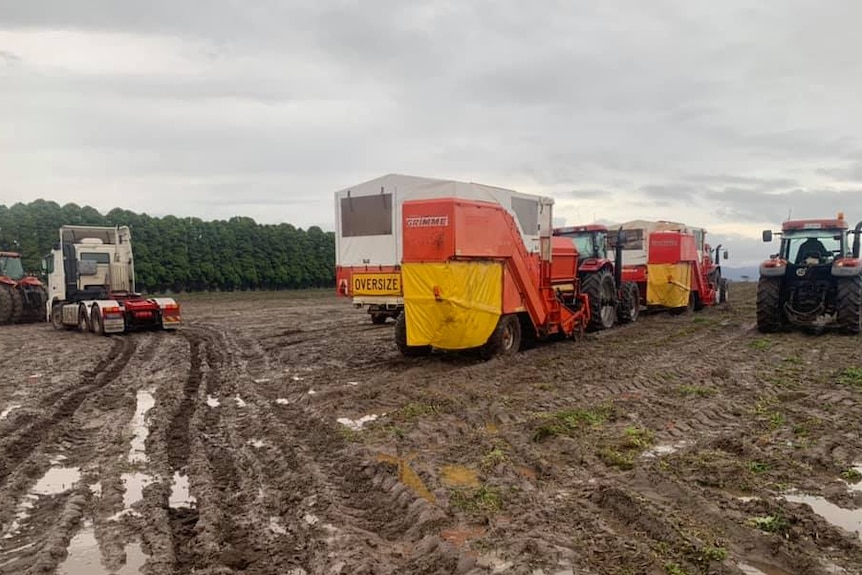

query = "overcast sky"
[2,1,862,265]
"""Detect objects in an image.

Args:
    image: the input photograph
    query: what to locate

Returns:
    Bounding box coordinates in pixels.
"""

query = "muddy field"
[0,283,860,575]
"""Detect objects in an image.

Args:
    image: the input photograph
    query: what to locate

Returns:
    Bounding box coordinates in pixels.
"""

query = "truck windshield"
[784,230,844,264]
[0,256,25,280]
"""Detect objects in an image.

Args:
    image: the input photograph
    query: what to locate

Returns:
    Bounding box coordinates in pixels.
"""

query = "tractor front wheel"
[617,282,640,324]
[582,270,617,331]
[394,312,431,357]
[481,314,522,359]
[756,277,783,333]
[836,275,862,335]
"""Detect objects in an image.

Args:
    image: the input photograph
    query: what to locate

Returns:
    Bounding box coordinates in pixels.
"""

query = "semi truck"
[334,174,551,324]
[44,225,181,334]
[395,196,591,359]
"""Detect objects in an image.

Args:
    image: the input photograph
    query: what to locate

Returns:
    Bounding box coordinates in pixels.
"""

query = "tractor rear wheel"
[836,275,862,334]
[718,278,729,304]
[582,270,617,331]
[395,311,431,357]
[481,314,522,359]
[617,282,640,324]
[9,288,23,323]
[756,277,783,333]
[0,285,13,324]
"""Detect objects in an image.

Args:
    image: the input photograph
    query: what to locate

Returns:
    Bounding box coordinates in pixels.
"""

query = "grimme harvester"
[553,224,640,330]
[612,221,728,314]
[0,251,48,324]
[757,213,862,334]
[334,174,549,324]
[395,197,591,359]
[45,225,181,334]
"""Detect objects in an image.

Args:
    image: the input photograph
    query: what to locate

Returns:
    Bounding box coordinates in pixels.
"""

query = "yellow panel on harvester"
[646,263,692,308]
[402,261,503,349]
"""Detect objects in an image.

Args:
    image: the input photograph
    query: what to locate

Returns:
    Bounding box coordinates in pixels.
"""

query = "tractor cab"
[0,252,25,281]
[553,225,608,261]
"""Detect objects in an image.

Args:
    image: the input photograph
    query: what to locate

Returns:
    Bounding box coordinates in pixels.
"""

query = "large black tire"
[394,312,431,357]
[0,285,13,325]
[371,313,387,325]
[582,270,617,331]
[8,288,23,323]
[756,277,783,333]
[836,275,862,335]
[21,285,48,323]
[617,282,640,324]
[91,306,108,336]
[480,314,522,359]
[78,305,92,332]
[718,278,729,304]
[51,302,67,330]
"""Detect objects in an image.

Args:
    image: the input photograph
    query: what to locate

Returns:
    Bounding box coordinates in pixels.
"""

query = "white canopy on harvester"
[334,173,551,268]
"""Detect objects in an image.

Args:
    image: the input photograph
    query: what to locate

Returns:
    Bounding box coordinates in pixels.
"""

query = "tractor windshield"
[783,229,845,265]
[0,256,25,280]
[558,232,603,259]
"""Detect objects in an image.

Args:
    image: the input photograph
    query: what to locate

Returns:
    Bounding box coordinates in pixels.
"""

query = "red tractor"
[552,224,640,330]
[0,251,48,324]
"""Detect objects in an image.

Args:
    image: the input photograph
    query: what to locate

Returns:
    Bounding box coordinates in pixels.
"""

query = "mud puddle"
[169,472,195,508]
[128,388,155,464]
[738,562,793,575]
[56,521,101,574]
[33,466,82,495]
[121,472,153,509]
[642,441,688,458]
[784,493,862,538]
[0,403,21,421]
[336,413,383,431]
[206,395,220,407]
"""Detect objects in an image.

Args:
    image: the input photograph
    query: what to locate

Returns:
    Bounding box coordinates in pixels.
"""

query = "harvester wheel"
[582,270,617,331]
[0,284,13,325]
[836,275,862,335]
[9,288,23,323]
[481,314,522,359]
[371,313,387,325]
[670,293,695,315]
[617,282,640,324]
[394,312,431,357]
[756,277,783,333]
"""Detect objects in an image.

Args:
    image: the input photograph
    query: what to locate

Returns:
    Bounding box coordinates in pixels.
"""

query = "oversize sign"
[352,273,401,296]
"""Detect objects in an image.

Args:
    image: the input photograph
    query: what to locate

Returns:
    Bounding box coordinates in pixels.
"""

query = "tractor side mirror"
[762,230,773,242]
[723,251,729,260]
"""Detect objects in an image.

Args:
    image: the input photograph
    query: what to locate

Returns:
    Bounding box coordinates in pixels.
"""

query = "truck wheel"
[9,288,23,323]
[91,307,106,336]
[395,312,431,357]
[50,302,67,330]
[617,282,640,324]
[836,275,862,334]
[481,314,522,359]
[78,305,91,332]
[582,270,617,331]
[0,285,13,325]
[756,277,783,333]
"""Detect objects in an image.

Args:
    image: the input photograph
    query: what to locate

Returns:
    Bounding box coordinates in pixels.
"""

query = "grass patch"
[837,367,862,388]
[748,461,771,474]
[664,562,687,575]
[396,402,439,420]
[677,385,716,398]
[841,468,862,483]
[480,446,508,470]
[598,448,635,470]
[449,484,503,514]
[699,545,728,562]
[783,355,804,365]
[746,514,788,533]
[532,404,615,441]
[768,411,785,429]
[692,316,715,325]
[749,338,773,351]
[623,426,655,450]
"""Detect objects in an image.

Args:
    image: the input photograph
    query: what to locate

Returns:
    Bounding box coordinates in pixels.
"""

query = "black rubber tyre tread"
[78,305,91,332]
[50,302,70,330]
[480,314,522,359]
[756,277,783,333]
[0,285,13,325]
[21,285,48,322]
[394,311,431,357]
[836,275,862,335]
[718,278,729,304]
[581,270,617,331]
[370,313,387,325]
[8,287,23,323]
[617,282,640,324]
[91,306,106,336]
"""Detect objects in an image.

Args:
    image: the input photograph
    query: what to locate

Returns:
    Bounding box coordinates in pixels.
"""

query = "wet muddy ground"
[1,283,861,575]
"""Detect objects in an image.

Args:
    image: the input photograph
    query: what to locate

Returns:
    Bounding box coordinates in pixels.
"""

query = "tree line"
[0,199,335,293]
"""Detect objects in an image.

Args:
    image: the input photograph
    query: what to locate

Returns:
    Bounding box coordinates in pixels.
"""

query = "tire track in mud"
[0,336,136,490]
